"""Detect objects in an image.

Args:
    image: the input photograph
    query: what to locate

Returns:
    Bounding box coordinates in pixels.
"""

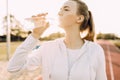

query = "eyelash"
[60,8,70,12]
[64,9,69,11]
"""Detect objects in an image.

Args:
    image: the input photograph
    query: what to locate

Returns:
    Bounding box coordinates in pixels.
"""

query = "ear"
[76,15,84,23]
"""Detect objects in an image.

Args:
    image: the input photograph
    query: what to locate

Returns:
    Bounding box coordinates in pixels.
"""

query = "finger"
[31,13,48,21]
[32,15,37,18]
[37,13,48,17]
[32,17,46,21]
[31,13,48,18]
[37,13,48,16]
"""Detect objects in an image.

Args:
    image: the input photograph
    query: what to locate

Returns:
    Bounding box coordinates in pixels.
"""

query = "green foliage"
[96,33,120,40]
[1,14,31,42]
[40,32,65,41]
[110,40,120,49]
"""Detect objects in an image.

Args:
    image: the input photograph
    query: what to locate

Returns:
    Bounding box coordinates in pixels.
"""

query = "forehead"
[62,1,77,9]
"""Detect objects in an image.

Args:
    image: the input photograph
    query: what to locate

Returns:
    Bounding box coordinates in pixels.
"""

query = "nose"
[58,10,63,16]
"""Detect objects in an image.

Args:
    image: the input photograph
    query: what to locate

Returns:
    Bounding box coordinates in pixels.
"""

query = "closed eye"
[64,8,70,11]
[60,6,70,11]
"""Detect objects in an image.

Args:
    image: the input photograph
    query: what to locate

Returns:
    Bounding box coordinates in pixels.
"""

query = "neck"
[64,28,84,49]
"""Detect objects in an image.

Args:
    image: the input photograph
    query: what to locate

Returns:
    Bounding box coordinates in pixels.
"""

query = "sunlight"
[0,0,120,36]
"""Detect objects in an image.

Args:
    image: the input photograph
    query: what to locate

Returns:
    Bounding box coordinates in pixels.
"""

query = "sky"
[0,0,120,37]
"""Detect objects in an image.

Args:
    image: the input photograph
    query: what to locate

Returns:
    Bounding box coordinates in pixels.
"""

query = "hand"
[31,13,50,39]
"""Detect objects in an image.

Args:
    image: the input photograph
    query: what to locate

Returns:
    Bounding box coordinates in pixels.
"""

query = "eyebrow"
[63,6,70,8]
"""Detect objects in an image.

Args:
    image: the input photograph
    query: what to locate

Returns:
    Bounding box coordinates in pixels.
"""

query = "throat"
[64,38,84,49]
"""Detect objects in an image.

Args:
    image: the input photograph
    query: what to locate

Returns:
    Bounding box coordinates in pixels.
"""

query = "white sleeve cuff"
[18,34,40,51]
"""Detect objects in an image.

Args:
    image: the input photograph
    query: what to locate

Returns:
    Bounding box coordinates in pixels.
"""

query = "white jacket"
[7,35,107,80]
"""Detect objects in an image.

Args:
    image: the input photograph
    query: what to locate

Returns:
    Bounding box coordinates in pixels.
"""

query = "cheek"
[64,15,76,23]
[59,14,76,26]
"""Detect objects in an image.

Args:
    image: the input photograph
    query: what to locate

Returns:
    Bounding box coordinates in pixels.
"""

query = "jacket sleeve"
[96,45,107,80]
[7,34,42,73]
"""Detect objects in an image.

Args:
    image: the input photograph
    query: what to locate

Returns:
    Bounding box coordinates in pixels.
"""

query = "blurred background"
[0,0,120,80]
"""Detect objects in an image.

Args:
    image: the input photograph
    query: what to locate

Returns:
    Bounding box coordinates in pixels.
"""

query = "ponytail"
[82,11,95,42]
[70,0,95,41]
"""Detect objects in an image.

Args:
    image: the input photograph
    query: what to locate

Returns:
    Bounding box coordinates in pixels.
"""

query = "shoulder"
[87,40,105,61]
[87,40,104,52]
[86,40,105,59]
[86,40,106,68]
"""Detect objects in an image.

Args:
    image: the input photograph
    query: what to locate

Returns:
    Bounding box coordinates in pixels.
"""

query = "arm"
[7,13,49,73]
[96,46,107,80]
[7,34,42,73]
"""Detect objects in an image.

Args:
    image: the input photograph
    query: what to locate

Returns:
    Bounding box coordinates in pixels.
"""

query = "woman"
[7,0,107,80]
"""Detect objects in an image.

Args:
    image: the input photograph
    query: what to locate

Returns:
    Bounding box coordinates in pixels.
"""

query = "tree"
[2,14,29,41]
